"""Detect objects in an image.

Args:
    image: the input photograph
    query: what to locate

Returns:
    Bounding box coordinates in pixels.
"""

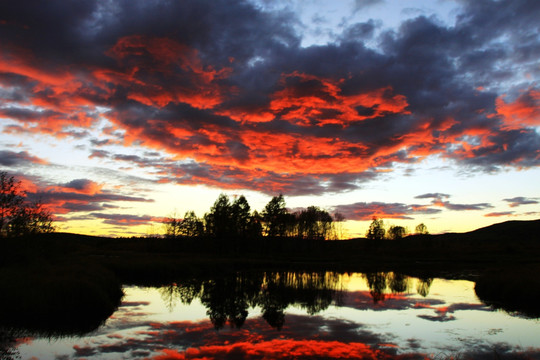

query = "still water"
[11,272,540,359]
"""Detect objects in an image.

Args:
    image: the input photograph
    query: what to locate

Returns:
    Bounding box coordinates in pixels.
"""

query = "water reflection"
[8,271,540,359]
[0,329,20,360]
[159,272,345,330]
[156,271,434,330]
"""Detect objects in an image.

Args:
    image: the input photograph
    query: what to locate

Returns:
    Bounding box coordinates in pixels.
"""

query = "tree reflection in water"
[158,271,433,329]
[417,277,434,297]
[0,328,20,360]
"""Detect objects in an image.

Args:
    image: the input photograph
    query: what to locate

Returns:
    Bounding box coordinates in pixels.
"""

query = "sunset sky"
[1,0,539,237]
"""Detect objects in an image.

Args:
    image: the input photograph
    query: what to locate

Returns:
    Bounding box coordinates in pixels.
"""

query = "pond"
[5,271,540,359]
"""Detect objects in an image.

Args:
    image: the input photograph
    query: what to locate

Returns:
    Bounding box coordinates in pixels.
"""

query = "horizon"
[1,0,539,237]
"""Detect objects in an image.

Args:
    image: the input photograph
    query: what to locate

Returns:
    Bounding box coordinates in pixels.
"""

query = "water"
[9,272,540,359]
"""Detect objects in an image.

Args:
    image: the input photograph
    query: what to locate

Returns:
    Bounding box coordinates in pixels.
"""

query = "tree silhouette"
[178,211,204,237]
[366,217,385,240]
[297,206,333,240]
[262,194,289,237]
[163,212,182,238]
[332,212,346,240]
[231,195,251,238]
[415,223,429,235]
[387,225,407,240]
[204,194,232,237]
[247,210,263,240]
[0,172,54,237]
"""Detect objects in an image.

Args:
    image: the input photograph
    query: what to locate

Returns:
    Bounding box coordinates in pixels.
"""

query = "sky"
[0,0,539,237]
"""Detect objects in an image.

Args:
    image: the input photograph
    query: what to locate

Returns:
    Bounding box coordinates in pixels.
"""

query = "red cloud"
[495,88,540,129]
[484,211,514,217]
[2,25,538,197]
[269,72,410,127]
[153,339,405,360]
[99,35,233,110]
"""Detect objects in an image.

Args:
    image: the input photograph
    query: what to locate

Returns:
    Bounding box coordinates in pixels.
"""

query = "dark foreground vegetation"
[0,218,539,339]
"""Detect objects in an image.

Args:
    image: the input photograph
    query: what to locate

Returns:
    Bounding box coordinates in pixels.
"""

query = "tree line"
[1,171,428,242]
[163,194,345,243]
[366,217,428,240]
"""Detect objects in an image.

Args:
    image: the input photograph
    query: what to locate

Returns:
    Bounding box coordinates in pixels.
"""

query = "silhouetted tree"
[262,194,289,237]
[387,225,407,240]
[366,217,385,240]
[178,211,204,237]
[415,223,429,235]
[297,206,333,240]
[331,212,346,240]
[231,195,251,238]
[247,210,263,240]
[204,194,233,239]
[0,172,54,237]
[163,212,182,238]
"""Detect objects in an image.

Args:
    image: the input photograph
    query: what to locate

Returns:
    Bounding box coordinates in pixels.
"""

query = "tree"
[0,172,54,237]
[246,210,263,240]
[262,195,289,237]
[331,212,346,240]
[231,195,251,238]
[297,206,333,240]
[163,212,182,238]
[204,194,233,239]
[387,225,407,240]
[178,211,204,237]
[366,217,385,240]
[415,223,429,235]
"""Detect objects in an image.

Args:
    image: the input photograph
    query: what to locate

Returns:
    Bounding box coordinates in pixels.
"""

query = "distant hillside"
[435,219,540,242]
[467,219,540,239]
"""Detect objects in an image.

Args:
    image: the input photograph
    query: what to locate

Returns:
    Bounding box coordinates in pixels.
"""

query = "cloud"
[63,179,103,195]
[89,213,163,227]
[22,177,154,215]
[415,193,493,211]
[332,201,441,221]
[353,0,384,12]
[503,196,539,208]
[1,0,539,195]
[0,150,48,167]
[484,211,514,217]
[414,193,450,200]
[333,192,495,221]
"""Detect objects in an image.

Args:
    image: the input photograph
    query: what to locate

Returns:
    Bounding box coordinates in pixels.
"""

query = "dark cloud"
[415,193,450,200]
[441,202,493,211]
[0,150,47,167]
[333,192,495,221]
[21,178,154,216]
[89,213,161,227]
[415,193,493,211]
[1,0,539,195]
[503,196,539,208]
